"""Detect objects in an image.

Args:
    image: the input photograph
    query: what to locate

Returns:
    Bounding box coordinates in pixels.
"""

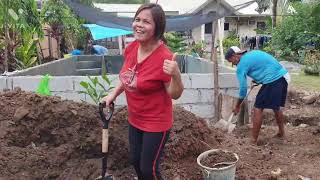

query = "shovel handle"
[102,129,109,153]
[227,113,234,123]
[99,102,114,128]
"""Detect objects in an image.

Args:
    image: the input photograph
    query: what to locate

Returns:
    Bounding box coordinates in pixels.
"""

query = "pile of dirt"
[0,89,225,179]
[1,88,320,180]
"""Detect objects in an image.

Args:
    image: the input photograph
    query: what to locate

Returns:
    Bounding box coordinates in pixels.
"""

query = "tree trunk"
[56,36,60,59]
[272,0,278,28]
[48,33,52,59]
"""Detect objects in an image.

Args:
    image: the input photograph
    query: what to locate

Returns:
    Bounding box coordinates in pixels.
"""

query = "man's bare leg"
[252,108,264,144]
[273,109,285,138]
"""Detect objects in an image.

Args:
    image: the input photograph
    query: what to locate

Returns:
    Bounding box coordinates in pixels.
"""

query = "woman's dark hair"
[134,3,166,43]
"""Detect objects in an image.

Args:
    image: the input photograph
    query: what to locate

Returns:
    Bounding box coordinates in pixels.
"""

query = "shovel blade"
[227,123,236,133]
[214,119,229,131]
[214,116,236,133]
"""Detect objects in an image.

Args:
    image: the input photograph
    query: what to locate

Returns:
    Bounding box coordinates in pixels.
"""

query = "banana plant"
[79,73,115,105]
[14,29,39,69]
[0,0,42,72]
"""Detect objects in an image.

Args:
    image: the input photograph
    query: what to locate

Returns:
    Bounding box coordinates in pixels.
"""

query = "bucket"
[197,149,239,180]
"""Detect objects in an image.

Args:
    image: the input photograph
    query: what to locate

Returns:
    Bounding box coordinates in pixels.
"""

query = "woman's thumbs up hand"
[163,53,180,77]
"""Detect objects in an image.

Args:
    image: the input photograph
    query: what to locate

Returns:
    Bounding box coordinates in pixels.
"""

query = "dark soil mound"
[0,89,225,180]
[1,89,320,180]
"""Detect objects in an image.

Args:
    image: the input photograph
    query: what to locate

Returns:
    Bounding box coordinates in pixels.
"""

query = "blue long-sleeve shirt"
[93,45,108,55]
[237,50,288,99]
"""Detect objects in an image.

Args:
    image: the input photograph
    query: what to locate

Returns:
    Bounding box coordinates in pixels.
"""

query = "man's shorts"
[254,77,288,110]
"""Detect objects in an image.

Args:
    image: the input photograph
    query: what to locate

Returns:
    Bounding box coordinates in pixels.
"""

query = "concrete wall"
[10,57,78,76]
[0,73,242,120]
[177,55,235,73]
[8,55,234,76]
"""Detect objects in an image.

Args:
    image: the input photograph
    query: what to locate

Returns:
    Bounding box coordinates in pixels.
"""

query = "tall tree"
[41,0,81,58]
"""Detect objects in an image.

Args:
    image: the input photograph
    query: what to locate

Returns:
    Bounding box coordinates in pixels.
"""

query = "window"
[248,20,256,25]
[205,23,212,34]
[224,23,229,31]
[257,22,266,31]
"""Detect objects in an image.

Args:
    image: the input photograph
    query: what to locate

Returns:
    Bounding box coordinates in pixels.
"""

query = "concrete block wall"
[7,55,235,77]
[10,57,78,76]
[0,73,242,120]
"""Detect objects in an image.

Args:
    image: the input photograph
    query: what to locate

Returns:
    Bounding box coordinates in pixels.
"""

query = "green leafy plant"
[79,73,114,104]
[41,0,82,58]
[271,2,320,62]
[304,50,320,76]
[14,29,39,69]
[0,0,42,72]
[165,32,187,53]
[187,41,205,58]
[222,30,240,52]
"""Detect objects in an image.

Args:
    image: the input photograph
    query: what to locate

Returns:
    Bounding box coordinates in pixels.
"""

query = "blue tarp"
[82,24,133,40]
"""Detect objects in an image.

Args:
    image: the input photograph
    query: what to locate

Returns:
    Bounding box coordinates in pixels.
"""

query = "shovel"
[215,83,258,133]
[96,102,115,180]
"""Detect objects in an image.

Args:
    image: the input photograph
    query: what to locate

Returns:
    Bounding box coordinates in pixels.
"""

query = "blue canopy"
[82,24,133,40]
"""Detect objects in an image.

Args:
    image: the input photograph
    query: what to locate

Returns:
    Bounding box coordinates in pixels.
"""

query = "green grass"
[291,72,320,92]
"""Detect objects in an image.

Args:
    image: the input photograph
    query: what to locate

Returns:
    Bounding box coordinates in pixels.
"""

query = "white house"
[191,0,271,44]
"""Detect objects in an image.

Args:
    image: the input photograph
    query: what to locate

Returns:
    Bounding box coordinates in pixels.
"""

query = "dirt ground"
[0,88,319,180]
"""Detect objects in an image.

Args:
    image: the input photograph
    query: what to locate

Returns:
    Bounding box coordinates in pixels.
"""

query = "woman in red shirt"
[102,3,184,180]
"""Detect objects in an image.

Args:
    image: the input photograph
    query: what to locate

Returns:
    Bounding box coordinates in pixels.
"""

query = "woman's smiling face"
[132,9,156,42]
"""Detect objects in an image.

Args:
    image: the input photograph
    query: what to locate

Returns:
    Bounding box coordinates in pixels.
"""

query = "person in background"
[71,45,84,56]
[90,43,108,55]
[225,46,290,145]
[101,3,184,180]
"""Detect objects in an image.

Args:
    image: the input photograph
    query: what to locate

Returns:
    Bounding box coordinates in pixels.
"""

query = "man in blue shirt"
[225,46,290,145]
[90,44,108,55]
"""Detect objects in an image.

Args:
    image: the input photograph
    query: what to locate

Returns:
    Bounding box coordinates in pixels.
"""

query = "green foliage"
[222,30,240,52]
[0,42,4,63]
[79,73,115,105]
[93,0,144,3]
[255,16,272,35]
[41,0,80,35]
[41,0,82,57]
[165,32,187,53]
[304,50,320,76]
[14,29,39,69]
[271,2,320,62]
[187,41,205,58]
[0,0,43,71]
[1,0,42,35]
[76,0,94,6]
[261,42,274,55]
